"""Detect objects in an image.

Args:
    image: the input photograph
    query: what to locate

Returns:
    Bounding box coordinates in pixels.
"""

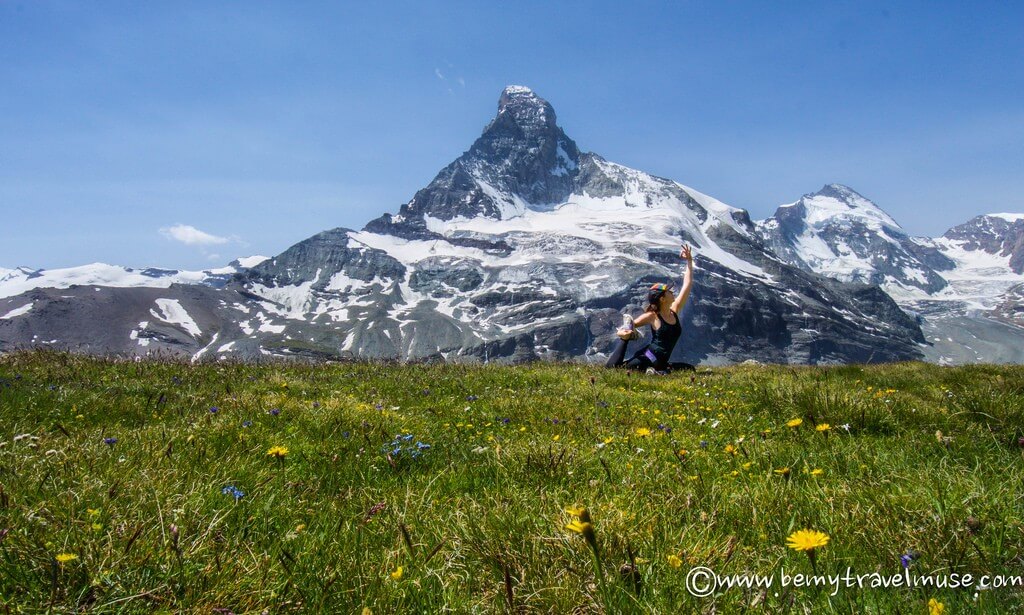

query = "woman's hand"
[680,245,693,261]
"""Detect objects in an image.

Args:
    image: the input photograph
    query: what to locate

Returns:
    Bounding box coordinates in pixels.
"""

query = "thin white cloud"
[159,224,229,246]
[458,77,465,88]
[435,68,445,81]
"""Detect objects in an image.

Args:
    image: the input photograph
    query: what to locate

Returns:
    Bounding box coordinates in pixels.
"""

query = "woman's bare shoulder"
[633,311,657,326]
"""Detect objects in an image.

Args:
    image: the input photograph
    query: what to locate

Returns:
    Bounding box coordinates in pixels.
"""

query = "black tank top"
[649,310,681,362]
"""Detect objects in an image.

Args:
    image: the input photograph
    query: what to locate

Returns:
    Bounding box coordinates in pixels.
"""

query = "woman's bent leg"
[606,338,631,368]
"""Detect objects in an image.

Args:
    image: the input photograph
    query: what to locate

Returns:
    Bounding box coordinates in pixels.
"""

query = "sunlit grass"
[1,350,1022,612]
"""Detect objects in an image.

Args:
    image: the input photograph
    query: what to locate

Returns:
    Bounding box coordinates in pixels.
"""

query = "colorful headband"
[649,283,672,292]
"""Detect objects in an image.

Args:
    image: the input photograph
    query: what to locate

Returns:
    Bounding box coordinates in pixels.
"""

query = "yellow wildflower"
[390,566,403,581]
[810,468,824,476]
[786,418,803,428]
[565,506,591,523]
[816,423,831,432]
[785,529,829,552]
[635,427,651,437]
[267,445,289,458]
[775,467,791,477]
[553,434,560,441]
[565,520,597,548]
[928,598,944,615]
[667,554,683,568]
[55,553,77,564]
[87,508,100,517]
[724,444,737,456]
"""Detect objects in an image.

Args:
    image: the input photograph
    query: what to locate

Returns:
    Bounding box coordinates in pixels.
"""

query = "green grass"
[1,350,1023,612]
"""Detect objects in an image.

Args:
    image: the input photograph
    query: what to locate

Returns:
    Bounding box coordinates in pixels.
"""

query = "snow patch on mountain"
[1,302,33,319]
[150,299,202,337]
[0,260,261,299]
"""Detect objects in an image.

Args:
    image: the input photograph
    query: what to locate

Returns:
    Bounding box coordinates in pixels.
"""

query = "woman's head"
[646,282,674,312]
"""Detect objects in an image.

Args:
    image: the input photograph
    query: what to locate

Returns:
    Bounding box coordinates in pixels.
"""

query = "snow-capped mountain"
[756,190,1024,364]
[757,184,953,294]
[0,258,269,300]
[1,87,932,364]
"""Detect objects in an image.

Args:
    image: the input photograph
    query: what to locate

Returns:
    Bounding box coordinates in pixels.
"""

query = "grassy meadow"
[1,350,1023,613]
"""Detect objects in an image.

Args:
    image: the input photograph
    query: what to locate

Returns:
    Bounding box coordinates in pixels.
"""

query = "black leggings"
[605,338,695,372]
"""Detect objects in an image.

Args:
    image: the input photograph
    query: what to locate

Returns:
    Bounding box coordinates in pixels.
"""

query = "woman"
[606,245,694,373]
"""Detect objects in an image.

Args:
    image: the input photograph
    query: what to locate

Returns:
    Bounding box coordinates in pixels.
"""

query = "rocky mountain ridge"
[2,87,1019,364]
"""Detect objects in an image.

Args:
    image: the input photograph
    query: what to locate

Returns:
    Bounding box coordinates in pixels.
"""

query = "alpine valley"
[2,87,1022,365]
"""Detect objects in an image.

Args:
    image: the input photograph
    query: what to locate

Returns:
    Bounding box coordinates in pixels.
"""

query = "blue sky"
[2,1,1022,270]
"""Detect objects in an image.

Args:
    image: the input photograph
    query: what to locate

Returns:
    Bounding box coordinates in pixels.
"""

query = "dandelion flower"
[786,418,803,428]
[928,598,944,615]
[816,423,831,432]
[724,444,737,456]
[810,468,824,476]
[786,529,829,552]
[565,506,591,522]
[635,427,651,437]
[267,445,289,458]
[55,553,77,564]
[775,467,791,477]
[390,566,403,580]
[565,520,598,549]
[667,554,683,568]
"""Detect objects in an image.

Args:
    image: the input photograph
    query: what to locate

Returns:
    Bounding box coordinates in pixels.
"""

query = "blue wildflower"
[699,440,708,449]
[242,420,253,428]
[209,406,219,414]
[400,434,414,442]
[466,395,478,401]
[268,408,281,416]
[342,431,351,438]
[312,402,320,408]
[221,486,245,501]
[416,442,431,450]
[103,437,117,447]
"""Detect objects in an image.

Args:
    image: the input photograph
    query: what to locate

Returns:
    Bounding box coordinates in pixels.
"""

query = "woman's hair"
[646,283,672,312]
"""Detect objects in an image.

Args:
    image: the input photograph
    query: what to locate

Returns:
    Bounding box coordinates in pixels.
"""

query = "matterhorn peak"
[487,85,560,139]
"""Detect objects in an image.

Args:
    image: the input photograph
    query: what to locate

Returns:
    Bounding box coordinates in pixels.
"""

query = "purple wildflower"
[900,550,919,568]
[209,407,219,414]
[242,420,252,428]
[268,408,281,416]
[103,437,117,447]
[466,395,478,401]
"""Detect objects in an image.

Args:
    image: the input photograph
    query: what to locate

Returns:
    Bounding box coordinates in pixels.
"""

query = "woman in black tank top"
[606,245,695,373]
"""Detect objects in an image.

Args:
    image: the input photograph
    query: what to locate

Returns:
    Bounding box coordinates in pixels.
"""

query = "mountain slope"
[757,184,953,294]
[1,87,926,364]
